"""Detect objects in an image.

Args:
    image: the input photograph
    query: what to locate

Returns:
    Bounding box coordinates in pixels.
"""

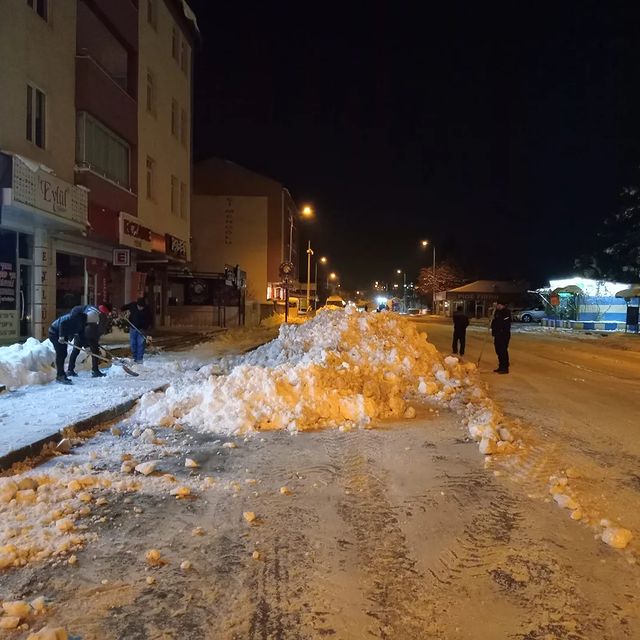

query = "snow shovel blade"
[112,358,139,377]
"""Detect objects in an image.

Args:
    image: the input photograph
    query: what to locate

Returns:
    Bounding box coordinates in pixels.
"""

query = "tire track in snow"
[331,434,441,639]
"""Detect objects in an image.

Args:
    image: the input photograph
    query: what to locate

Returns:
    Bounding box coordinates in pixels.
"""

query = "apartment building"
[0,0,84,342]
[0,0,198,343]
[136,0,196,324]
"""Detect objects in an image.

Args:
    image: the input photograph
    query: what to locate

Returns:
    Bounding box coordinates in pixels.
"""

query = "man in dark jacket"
[121,298,153,364]
[491,301,511,374]
[47,308,88,384]
[451,305,469,356]
[66,303,112,378]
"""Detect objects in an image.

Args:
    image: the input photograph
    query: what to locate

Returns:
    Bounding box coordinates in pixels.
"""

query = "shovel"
[61,340,139,377]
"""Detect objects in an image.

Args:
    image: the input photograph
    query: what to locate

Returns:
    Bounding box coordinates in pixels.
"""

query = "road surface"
[0,321,639,639]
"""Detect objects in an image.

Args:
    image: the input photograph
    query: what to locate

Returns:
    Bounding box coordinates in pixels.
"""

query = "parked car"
[512,306,546,323]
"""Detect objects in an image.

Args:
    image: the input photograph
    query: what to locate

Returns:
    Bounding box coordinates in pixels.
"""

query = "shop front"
[0,152,88,342]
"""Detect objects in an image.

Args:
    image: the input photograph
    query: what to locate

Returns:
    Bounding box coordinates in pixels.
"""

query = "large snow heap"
[133,308,506,448]
[0,338,56,390]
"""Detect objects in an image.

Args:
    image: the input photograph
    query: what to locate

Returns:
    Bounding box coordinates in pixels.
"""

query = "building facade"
[191,158,300,308]
[0,0,197,343]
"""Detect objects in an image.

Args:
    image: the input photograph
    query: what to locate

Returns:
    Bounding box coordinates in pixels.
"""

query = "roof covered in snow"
[447,280,527,294]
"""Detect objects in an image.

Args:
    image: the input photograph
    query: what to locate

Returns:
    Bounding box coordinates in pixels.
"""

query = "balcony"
[76,55,137,146]
[86,0,138,51]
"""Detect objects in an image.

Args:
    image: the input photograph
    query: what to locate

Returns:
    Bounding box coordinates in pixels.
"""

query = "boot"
[92,370,106,378]
[66,369,78,377]
[56,375,72,385]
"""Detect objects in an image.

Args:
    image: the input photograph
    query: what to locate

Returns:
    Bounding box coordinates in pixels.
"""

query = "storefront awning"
[615,286,640,299]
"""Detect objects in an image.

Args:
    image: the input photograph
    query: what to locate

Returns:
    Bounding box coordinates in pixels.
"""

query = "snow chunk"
[602,526,633,549]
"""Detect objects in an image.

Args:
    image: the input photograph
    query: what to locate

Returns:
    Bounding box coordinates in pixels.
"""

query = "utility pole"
[306,241,313,312]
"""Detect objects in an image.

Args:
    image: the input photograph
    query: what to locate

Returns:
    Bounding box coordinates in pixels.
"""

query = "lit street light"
[396,268,407,312]
[421,240,436,314]
[314,256,328,311]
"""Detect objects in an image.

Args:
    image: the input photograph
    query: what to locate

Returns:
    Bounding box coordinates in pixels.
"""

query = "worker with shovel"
[47,308,88,385]
[121,297,153,364]
[66,303,113,378]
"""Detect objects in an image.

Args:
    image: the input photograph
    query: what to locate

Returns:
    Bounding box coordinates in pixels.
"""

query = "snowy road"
[412,318,640,543]
[1,414,637,639]
[1,316,639,638]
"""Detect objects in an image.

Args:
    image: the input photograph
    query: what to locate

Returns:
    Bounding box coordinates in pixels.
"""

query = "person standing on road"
[451,305,469,356]
[66,303,113,378]
[47,308,88,385]
[491,300,511,374]
[121,297,153,364]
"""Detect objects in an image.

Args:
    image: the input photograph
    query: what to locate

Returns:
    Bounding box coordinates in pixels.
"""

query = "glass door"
[19,264,32,337]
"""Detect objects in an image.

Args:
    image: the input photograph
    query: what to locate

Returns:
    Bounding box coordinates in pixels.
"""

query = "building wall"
[191,195,268,302]
[137,0,191,252]
[0,0,77,182]
[193,158,296,285]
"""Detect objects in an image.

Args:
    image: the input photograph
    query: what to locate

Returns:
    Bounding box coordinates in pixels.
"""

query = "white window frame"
[172,26,179,61]
[27,0,48,21]
[181,39,189,74]
[146,0,157,30]
[180,107,187,146]
[170,175,179,215]
[179,181,186,218]
[171,99,179,137]
[26,83,46,149]
[146,68,156,115]
[146,156,156,200]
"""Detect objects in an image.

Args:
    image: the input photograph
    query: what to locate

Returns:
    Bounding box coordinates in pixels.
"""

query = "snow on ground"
[0,339,57,390]
[0,327,275,462]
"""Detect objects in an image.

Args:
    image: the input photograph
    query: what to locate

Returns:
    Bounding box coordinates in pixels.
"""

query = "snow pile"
[0,338,55,389]
[131,308,508,450]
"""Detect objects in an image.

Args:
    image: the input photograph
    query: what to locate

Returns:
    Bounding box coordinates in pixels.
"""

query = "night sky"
[189,1,640,290]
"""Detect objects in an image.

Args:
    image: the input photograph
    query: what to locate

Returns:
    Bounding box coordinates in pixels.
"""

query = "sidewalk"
[0,326,276,470]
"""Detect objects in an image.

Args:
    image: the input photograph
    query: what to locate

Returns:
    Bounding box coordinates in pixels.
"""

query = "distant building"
[435,280,528,317]
[191,158,301,308]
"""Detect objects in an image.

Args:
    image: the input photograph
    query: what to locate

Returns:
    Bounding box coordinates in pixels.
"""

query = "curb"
[0,383,168,472]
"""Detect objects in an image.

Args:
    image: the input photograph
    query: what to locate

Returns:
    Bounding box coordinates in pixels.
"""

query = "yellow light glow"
[320,256,328,264]
[396,269,402,275]
[421,240,428,247]
[302,205,313,217]
[329,272,337,280]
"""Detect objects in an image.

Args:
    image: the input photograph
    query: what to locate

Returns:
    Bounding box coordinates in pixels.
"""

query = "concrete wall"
[191,195,269,302]
[0,0,77,182]
[137,0,191,250]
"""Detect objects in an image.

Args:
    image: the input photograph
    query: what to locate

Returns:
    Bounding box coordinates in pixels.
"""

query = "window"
[181,39,189,74]
[27,0,48,21]
[171,99,178,137]
[170,175,179,215]
[146,156,156,200]
[180,108,187,146]
[146,69,156,115]
[26,84,46,148]
[179,181,186,218]
[146,0,157,29]
[172,26,179,61]
[76,112,130,187]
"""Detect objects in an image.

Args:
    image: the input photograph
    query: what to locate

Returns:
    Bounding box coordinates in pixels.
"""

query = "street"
[0,315,639,639]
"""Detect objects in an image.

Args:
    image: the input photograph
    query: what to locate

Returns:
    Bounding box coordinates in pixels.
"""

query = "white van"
[324,296,346,309]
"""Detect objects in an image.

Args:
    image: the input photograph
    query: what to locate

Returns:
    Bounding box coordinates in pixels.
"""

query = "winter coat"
[71,304,109,338]
[452,312,469,333]
[48,309,87,342]
[121,302,153,331]
[491,308,512,338]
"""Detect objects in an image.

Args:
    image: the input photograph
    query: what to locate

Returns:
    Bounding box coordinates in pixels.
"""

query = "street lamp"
[288,204,314,263]
[327,271,337,289]
[314,256,328,311]
[421,240,436,314]
[396,268,407,312]
[306,241,314,311]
